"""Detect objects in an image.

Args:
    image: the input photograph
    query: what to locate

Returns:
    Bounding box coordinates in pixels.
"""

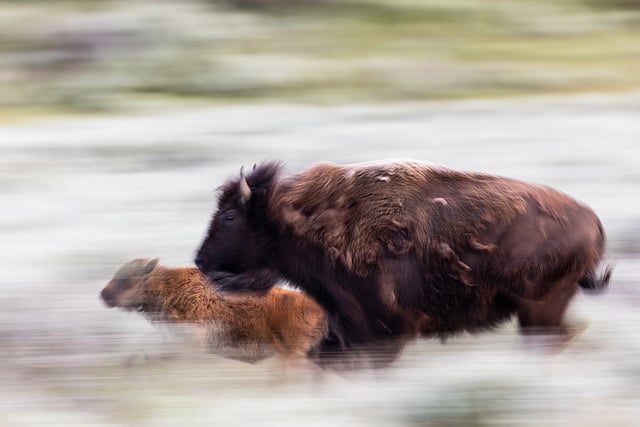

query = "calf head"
[100,258,159,310]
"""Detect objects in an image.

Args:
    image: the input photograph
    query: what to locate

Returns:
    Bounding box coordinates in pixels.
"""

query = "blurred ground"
[1,92,639,426]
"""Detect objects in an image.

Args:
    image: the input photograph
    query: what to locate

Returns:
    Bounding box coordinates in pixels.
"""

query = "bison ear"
[143,258,159,276]
[239,166,252,206]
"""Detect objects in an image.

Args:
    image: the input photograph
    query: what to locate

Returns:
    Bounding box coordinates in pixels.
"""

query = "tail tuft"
[578,263,613,292]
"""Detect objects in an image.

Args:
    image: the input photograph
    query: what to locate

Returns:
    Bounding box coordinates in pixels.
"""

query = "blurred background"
[1,0,640,116]
[1,1,639,426]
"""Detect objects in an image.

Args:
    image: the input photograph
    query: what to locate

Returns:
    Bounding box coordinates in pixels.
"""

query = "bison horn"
[239,166,252,206]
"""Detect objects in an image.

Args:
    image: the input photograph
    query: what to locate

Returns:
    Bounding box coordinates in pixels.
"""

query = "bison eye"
[223,214,236,223]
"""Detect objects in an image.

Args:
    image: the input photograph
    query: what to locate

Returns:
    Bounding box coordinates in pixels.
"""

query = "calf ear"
[143,258,159,276]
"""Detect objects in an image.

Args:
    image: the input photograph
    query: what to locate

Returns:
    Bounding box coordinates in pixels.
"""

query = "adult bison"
[195,160,610,352]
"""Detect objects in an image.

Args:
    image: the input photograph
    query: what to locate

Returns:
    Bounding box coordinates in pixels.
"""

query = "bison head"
[101,258,158,310]
[195,162,282,291]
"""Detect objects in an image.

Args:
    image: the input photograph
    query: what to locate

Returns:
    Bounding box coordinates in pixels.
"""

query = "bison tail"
[578,263,613,292]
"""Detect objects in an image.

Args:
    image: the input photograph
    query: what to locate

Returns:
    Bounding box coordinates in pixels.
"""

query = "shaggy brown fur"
[101,258,327,363]
[196,160,611,357]
[273,161,531,278]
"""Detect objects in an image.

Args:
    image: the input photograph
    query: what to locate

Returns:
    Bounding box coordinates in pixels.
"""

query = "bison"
[101,258,327,363]
[195,160,611,354]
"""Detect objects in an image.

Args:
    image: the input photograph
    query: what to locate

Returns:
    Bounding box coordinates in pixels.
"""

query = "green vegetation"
[1,0,639,114]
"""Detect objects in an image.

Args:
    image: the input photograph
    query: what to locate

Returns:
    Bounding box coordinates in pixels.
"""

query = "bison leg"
[516,279,579,338]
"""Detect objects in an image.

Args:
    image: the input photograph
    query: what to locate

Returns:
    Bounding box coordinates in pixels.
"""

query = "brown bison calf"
[100,258,327,363]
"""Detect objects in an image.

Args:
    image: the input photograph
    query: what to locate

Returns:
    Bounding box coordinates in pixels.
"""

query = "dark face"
[195,200,269,276]
[100,275,141,309]
[100,258,157,310]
